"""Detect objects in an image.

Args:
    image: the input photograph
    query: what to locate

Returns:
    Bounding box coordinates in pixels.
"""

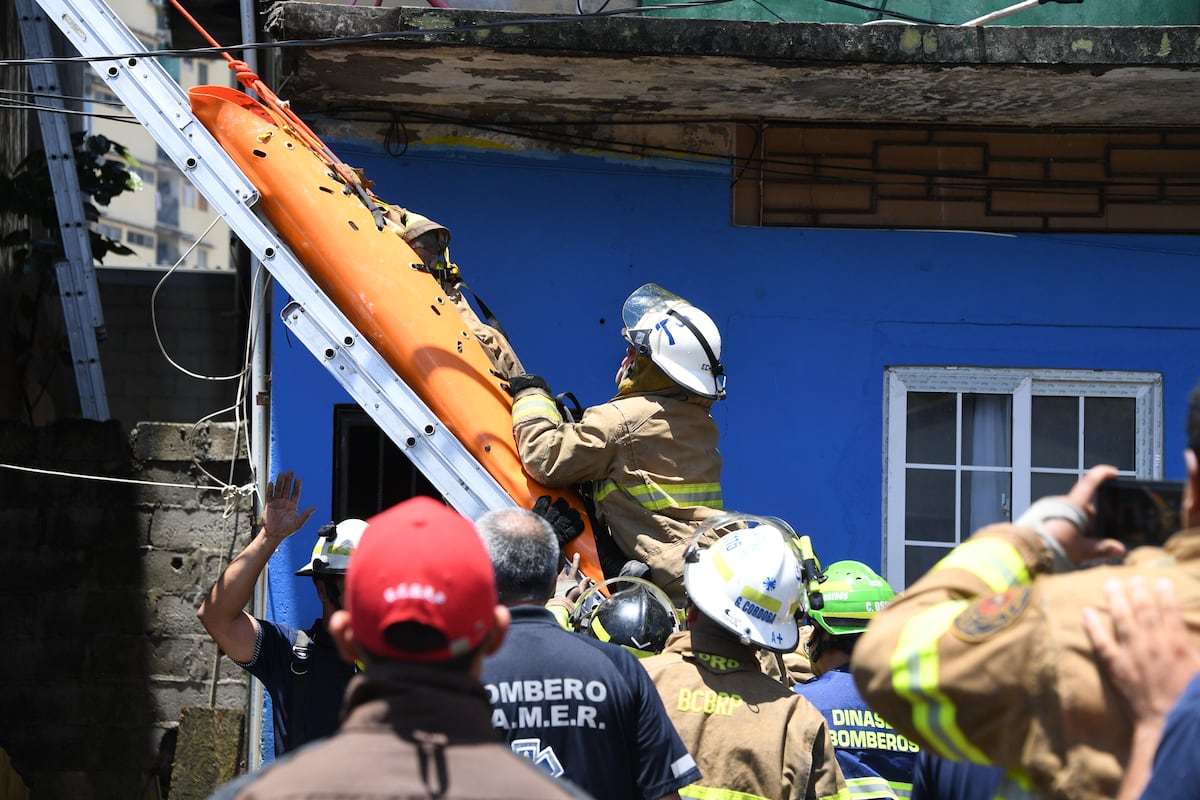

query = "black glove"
[533,495,584,546]
[502,373,551,397]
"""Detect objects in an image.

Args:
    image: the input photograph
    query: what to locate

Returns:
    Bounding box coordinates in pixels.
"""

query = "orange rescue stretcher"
[189,84,604,585]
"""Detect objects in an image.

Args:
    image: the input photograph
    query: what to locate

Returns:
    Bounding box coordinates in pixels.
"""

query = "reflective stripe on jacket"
[853,524,1200,800]
[512,387,725,600]
[642,629,850,800]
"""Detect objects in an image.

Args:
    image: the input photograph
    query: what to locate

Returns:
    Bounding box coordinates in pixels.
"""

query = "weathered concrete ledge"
[264,5,1200,127]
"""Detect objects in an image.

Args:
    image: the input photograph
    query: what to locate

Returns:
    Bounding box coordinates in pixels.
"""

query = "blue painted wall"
[262,139,1200,754]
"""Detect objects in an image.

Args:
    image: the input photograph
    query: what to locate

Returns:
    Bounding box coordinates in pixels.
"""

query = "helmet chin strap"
[666,307,725,397]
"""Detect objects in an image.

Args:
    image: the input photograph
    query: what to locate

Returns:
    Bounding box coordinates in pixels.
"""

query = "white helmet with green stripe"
[682,513,807,653]
[808,560,895,636]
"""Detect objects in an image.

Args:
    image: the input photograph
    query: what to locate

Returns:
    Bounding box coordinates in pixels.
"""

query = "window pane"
[1032,396,1078,469]
[905,468,955,542]
[905,544,951,587]
[961,394,1011,467]
[1031,471,1078,502]
[907,392,956,465]
[962,470,1011,537]
[1084,397,1136,470]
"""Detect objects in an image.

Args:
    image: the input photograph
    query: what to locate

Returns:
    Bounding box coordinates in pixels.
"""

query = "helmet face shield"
[621,283,689,331]
[618,283,726,399]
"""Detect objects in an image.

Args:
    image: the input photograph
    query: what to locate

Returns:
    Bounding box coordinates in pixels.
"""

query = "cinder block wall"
[0,419,253,798]
[97,268,246,431]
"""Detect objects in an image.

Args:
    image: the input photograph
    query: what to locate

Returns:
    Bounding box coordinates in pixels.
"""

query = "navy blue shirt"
[910,751,1005,800]
[1141,673,1200,799]
[482,606,701,799]
[236,618,357,757]
[795,665,919,798]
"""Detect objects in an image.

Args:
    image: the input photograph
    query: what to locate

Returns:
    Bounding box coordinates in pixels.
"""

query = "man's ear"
[1184,449,1200,528]
[481,604,512,657]
[328,609,361,665]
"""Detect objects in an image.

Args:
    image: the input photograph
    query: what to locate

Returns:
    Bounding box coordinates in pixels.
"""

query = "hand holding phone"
[1092,478,1185,548]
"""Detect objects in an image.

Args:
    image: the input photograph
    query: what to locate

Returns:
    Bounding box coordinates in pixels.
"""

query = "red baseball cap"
[346,496,498,663]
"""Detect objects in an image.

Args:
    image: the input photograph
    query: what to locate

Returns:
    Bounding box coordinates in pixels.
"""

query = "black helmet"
[572,577,679,658]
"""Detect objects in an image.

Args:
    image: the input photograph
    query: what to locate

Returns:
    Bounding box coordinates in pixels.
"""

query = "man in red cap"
[206,497,591,800]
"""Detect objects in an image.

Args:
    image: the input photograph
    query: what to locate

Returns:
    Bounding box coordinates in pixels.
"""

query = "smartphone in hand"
[1092,478,1185,547]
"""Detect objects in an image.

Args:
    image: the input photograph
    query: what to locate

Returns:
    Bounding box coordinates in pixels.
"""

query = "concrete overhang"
[258,3,1200,134]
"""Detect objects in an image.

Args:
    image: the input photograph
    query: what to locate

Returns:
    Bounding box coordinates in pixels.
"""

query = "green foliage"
[0,131,139,274]
[1,131,140,421]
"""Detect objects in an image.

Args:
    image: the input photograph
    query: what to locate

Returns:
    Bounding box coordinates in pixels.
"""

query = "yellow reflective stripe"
[710,551,735,582]
[593,479,621,502]
[681,785,770,800]
[592,478,722,510]
[739,584,782,614]
[930,536,1032,594]
[890,601,989,764]
[844,776,909,799]
[511,393,561,426]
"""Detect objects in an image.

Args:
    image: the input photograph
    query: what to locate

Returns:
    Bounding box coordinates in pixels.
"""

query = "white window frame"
[883,366,1163,588]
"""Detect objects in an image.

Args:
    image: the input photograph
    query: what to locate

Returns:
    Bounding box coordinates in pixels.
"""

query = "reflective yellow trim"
[711,551,735,582]
[890,601,988,764]
[593,478,722,510]
[844,776,910,799]
[511,393,561,426]
[681,786,770,800]
[739,584,782,613]
[930,537,1032,594]
[683,785,851,800]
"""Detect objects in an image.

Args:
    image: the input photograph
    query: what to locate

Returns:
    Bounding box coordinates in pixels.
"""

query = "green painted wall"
[648,0,1199,26]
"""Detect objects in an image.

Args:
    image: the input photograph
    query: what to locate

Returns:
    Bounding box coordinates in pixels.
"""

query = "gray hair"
[476,508,560,606]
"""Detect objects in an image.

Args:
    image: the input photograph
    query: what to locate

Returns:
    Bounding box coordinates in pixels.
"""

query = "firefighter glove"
[503,373,551,397]
[533,495,584,547]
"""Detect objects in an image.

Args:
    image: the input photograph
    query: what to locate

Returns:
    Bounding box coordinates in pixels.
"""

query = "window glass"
[904,545,949,585]
[1032,395,1078,468]
[905,468,955,542]
[907,392,956,465]
[886,368,1162,590]
[961,470,1011,537]
[1084,397,1136,470]
[1031,471,1077,502]
[961,393,1012,467]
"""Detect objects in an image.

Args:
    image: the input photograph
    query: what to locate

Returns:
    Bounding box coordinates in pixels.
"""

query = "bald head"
[476,508,560,606]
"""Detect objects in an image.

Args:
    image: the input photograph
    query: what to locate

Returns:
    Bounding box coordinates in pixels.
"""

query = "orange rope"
[166,0,382,220]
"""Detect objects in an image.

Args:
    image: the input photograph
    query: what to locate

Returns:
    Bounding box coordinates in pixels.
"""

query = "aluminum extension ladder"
[16,0,110,420]
[30,0,516,518]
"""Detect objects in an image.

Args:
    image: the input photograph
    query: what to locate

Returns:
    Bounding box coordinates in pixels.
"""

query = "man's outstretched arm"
[197,471,314,663]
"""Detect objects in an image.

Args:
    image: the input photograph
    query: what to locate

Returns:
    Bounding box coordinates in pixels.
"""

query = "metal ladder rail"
[16,0,110,420]
[31,0,516,518]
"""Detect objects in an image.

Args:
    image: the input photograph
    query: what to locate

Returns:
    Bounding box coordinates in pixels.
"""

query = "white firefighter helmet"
[682,513,807,652]
[620,283,726,399]
[294,518,368,576]
[570,576,680,658]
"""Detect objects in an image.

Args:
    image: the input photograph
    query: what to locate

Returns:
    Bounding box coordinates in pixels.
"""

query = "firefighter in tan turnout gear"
[851,390,1200,800]
[640,513,850,800]
[506,283,728,601]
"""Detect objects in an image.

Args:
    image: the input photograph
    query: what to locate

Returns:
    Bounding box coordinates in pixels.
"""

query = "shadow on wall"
[0,419,253,798]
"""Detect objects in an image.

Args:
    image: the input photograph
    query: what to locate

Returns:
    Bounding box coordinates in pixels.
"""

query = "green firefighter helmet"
[808,560,895,636]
